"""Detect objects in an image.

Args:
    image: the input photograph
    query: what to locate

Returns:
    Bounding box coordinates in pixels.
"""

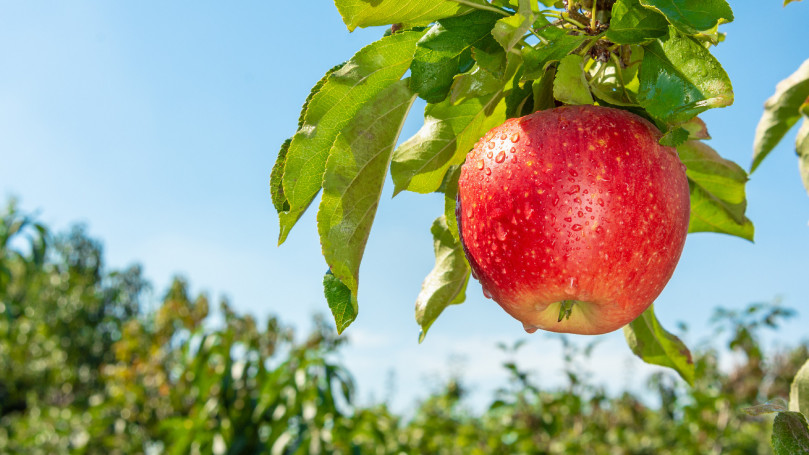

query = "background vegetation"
[2,201,806,454]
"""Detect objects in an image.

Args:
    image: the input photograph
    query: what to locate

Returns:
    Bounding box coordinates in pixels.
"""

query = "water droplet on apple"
[552,196,559,206]
[577,211,583,217]
[485,168,491,175]
[564,217,572,222]
[495,222,507,241]
[500,133,507,140]
[566,185,580,194]
[595,226,604,234]
[572,224,583,231]
[573,197,582,204]
[482,286,493,299]
[585,206,592,212]
[476,159,484,170]
[565,277,577,295]
[597,198,604,206]
[487,151,493,159]
[495,150,506,163]
[569,169,578,177]
[510,132,520,143]
[510,147,517,153]
[522,323,538,334]
[488,141,496,149]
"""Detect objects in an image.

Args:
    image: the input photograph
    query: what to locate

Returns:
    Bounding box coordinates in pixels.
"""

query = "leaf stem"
[448,0,510,16]
[590,0,597,30]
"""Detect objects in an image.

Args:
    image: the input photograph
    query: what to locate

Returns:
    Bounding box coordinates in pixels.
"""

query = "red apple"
[456,105,690,335]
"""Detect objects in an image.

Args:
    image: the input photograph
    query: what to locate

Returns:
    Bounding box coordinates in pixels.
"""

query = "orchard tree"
[270,0,809,450]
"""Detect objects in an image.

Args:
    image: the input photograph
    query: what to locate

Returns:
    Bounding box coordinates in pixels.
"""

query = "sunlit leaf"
[791,359,809,416]
[678,140,753,240]
[624,304,694,385]
[416,215,470,342]
[639,0,733,36]
[411,11,502,103]
[278,31,423,244]
[797,119,809,198]
[752,59,809,172]
[491,1,533,53]
[637,27,733,124]
[607,0,669,44]
[554,54,594,105]
[334,0,473,31]
[318,79,417,313]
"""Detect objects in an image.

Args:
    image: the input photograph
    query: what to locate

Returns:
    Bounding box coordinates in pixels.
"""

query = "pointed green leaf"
[334,0,473,31]
[473,45,507,79]
[278,31,424,244]
[318,79,417,300]
[554,54,594,105]
[522,34,588,80]
[791,359,809,416]
[639,0,733,36]
[678,140,753,240]
[659,127,689,147]
[752,59,809,172]
[391,64,512,195]
[682,116,710,139]
[505,67,533,117]
[797,119,809,198]
[638,27,733,124]
[323,270,357,334]
[607,0,669,44]
[532,65,556,112]
[492,1,533,53]
[416,215,471,342]
[271,139,291,213]
[411,11,502,103]
[442,165,463,243]
[624,304,694,385]
[771,412,809,455]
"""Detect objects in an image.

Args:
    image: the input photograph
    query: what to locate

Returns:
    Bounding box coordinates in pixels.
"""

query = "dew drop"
[510,147,517,153]
[577,211,584,217]
[500,133,507,140]
[565,277,577,295]
[496,222,507,241]
[488,141,496,149]
[522,323,538,334]
[476,159,484,170]
[564,217,572,222]
[569,169,578,177]
[573,197,582,204]
[510,132,520,143]
[487,151,493,159]
[485,168,491,175]
[482,287,493,299]
[566,185,580,194]
[572,224,583,231]
[585,206,592,212]
[597,198,605,206]
[495,150,506,163]
[552,196,559,206]
[595,226,604,234]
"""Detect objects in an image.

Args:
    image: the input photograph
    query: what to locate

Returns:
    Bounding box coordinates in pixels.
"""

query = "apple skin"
[456,105,690,335]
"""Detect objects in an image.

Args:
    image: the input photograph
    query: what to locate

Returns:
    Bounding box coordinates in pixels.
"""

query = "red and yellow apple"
[456,105,690,335]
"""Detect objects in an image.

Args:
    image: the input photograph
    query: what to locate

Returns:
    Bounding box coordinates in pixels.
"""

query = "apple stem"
[558,300,575,322]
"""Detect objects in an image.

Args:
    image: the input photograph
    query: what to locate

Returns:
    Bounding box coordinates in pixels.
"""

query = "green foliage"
[623,304,694,385]
[2,205,809,453]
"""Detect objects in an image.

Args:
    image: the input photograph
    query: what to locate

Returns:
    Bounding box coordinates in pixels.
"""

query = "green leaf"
[772,412,809,455]
[391,63,512,195]
[639,0,733,36]
[607,0,669,44]
[522,34,588,80]
[785,0,804,5]
[682,116,710,139]
[411,11,502,103]
[752,59,809,172]
[442,164,463,243]
[659,127,689,147]
[637,27,733,124]
[323,271,356,335]
[588,61,640,107]
[505,67,533,118]
[318,79,417,302]
[554,54,594,105]
[531,65,556,112]
[473,46,507,79]
[797,119,809,198]
[278,31,424,244]
[271,139,291,213]
[416,215,471,342]
[678,140,753,240]
[791,359,809,416]
[334,0,473,31]
[624,304,694,385]
[491,1,533,53]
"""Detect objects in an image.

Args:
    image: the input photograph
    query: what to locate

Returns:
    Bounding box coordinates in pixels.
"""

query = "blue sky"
[1,1,808,410]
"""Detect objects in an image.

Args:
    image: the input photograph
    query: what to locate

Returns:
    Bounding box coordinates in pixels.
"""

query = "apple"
[456,105,690,335]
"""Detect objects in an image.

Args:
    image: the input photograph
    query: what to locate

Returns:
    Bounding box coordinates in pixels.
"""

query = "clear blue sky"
[1,2,807,410]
